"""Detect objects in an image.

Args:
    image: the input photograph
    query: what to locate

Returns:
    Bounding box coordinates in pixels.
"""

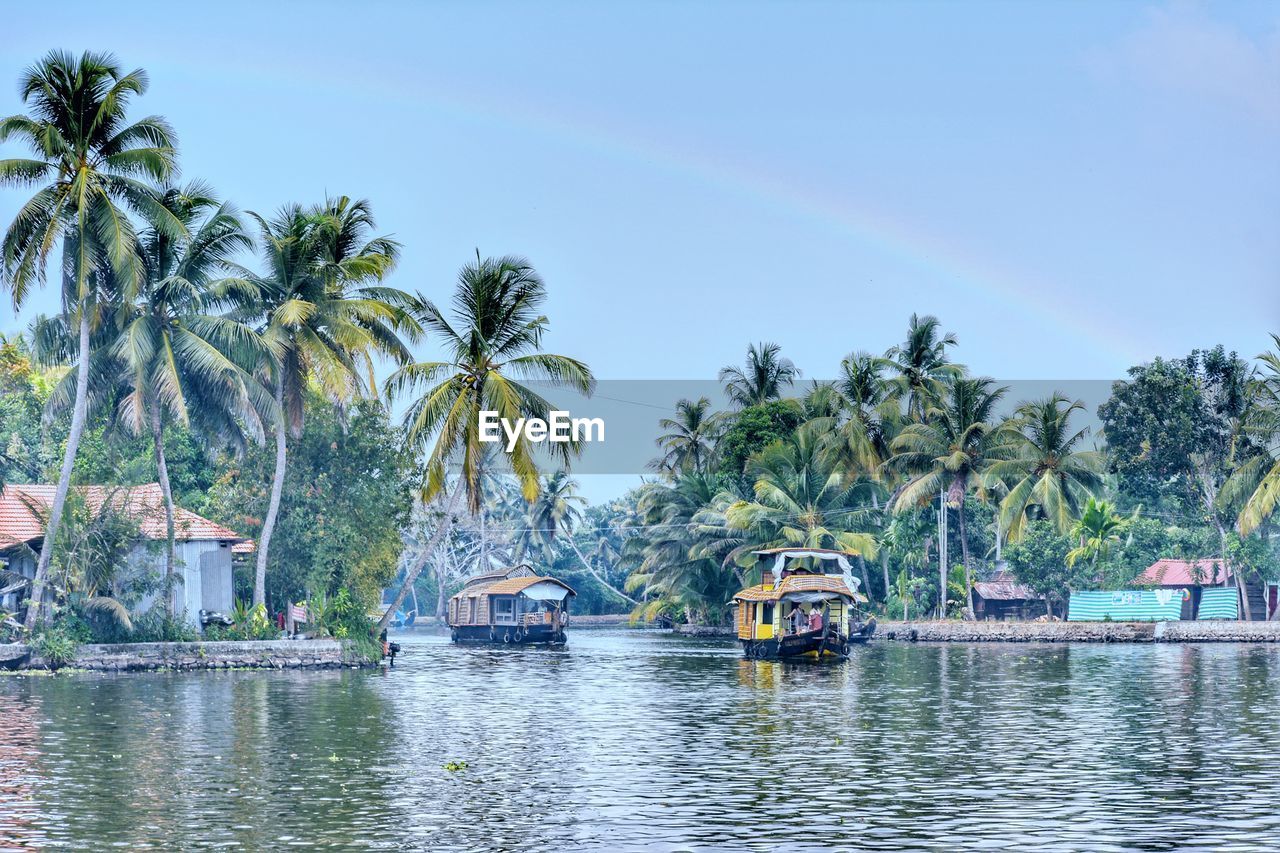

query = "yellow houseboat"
[732,548,876,660]
[447,565,575,645]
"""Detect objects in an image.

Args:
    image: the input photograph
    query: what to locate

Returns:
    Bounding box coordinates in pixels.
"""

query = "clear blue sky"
[2,1,1278,498]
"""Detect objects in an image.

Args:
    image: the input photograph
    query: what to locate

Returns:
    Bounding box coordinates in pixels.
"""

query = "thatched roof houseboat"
[447,565,575,644]
[732,548,875,660]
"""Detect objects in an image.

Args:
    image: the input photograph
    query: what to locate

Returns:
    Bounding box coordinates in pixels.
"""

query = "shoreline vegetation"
[2,51,1279,663]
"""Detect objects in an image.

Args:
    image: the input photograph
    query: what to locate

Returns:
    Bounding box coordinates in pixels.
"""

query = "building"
[0,483,252,628]
[971,569,1044,621]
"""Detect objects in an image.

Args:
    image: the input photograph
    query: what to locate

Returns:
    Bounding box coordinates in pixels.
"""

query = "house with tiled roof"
[0,483,252,629]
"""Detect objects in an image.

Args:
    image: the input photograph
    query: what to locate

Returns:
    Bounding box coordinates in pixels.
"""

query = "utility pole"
[938,486,948,618]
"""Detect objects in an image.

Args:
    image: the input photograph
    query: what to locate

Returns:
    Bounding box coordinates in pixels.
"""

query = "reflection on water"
[5,633,1280,850]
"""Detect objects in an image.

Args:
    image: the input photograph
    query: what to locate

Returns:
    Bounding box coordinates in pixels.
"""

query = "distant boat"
[732,548,876,660]
[447,565,575,645]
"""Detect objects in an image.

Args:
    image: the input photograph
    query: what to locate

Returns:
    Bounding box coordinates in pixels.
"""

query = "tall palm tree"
[719,341,800,408]
[886,377,1006,617]
[1065,497,1131,571]
[651,397,721,477]
[1223,335,1280,536]
[377,253,595,633]
[517,469,634,603]
[724,420,878,581]
[884,314,963,422]
[113,183,269,611]
[988,394,1105,544]
[833,350,901,480]
[0,51,178,628]
[239,198,417,608]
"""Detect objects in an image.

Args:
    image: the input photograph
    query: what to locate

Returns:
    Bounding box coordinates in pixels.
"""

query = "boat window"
[494,597,515,624]
[761,603,775,625]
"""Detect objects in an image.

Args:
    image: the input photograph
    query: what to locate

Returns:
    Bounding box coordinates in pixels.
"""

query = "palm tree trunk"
[254,374,288,609]
[958,503,975,619]
[377,487,465,634]
[25,312,92,630]
[567,538,636,604]
[855,554,872,602]
[435,558,449,619]
[881,550,891,605]
[150,404,178,618]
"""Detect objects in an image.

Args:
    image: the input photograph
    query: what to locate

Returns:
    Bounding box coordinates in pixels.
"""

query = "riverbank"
[2,638,373,672]
[878,620,1280,643]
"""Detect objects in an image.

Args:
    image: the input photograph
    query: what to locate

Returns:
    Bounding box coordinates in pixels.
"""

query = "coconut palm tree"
[988,395,1105,544]
[377,253,596,633]
[517,469,634,603]
[833,350,901,480]
[112,183,271,610]
[0,51,179,628]
[1223,335,1280,536]
[719,341,800,408]
[651,397,722,477]
[885,376,1007,617]
[623,472,732,624]
[724,420,879,584]
[1065,497,1132,572]
[884,314,963,422]
[238,198,417,608]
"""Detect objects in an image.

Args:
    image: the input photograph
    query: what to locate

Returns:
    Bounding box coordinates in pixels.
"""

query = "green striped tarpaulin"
[1067,590,1184,622]
[1196,587,1239,620]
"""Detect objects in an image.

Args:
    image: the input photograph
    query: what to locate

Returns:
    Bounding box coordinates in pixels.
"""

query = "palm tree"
[377,253,595,633]
[239,198,417,608]
[0,51,178,628]
[112,183,270,611]
[623,472,732,624]
[989,395,1105,544]
[518,469,634,603]
[884,314,963,421]
[1065,497,1131,572]
[651,397,721,477]
[724,420,878,584]
[886,376,1007,618]
[1223,335,1280,536]
[719,341,800,408]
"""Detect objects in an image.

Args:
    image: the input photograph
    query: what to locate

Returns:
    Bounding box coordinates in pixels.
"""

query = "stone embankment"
[4,638,370,672]
[878,620,1280,643]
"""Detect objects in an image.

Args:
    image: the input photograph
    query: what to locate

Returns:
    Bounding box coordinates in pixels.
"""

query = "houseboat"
[447,565,575,645]
[732,548,876,660]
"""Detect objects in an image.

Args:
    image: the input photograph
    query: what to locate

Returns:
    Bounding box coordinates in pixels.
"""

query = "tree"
[723,420,878,581]
[1005,520,1077,617]
[651,397,722,477]
[990,395,1104,543]
[378,253,595,633]
[1065,497,1132,573]
[239,197,416,608]
[107,183,266,612]
[719,341,800,408]
[1223,335,1280,536]
[714,400,804,477]
[887,377,1006,618]
[0,51,178,628]
[884,314,963,421]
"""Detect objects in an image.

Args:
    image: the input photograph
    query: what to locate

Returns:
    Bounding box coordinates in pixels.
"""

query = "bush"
[33,623,80,669]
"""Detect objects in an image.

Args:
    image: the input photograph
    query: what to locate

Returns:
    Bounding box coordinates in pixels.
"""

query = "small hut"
[971,570,1043,621]
[447,565,575,644]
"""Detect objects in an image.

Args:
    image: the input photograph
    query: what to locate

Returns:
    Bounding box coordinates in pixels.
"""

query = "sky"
[2,0,1278,500]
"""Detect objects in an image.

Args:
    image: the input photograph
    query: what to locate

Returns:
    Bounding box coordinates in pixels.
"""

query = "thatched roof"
[734,573,865,604]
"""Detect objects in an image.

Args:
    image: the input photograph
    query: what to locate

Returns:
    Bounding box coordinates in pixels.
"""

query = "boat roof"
[452,570,576,600]
[733,574,867,604]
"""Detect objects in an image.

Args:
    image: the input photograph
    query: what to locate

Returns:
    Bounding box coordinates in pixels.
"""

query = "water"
[4,631,1280,851]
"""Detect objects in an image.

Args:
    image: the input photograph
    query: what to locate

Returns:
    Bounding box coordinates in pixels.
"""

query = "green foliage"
[206,395,414,615]
[1005,521,1081,614]
[714,401,804,478]
[33,622,80,669]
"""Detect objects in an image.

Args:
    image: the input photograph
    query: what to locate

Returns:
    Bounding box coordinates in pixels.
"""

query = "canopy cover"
[520,581,571,602]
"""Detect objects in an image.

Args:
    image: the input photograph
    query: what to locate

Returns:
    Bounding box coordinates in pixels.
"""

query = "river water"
[4,630,1280,851]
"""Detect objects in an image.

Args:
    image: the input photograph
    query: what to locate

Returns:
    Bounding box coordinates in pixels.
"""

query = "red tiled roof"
[973,570,1041,602]
[0,483,251,550]
[1140,558,1231,587]
[734,573,864,603]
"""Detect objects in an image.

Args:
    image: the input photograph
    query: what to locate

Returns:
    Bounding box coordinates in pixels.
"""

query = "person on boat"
[808,608,823,633]
[789,604,805,634]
